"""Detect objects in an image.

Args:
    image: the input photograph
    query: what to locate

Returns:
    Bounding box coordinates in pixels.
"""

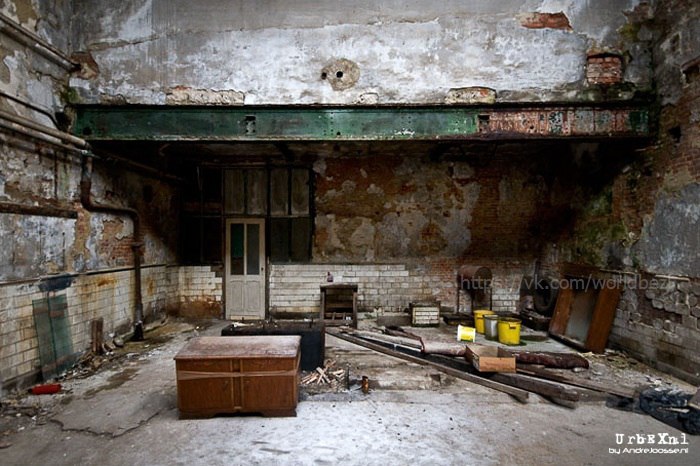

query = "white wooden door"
[225,219,265,319]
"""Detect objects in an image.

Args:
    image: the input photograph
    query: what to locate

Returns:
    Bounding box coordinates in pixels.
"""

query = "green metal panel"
[32,298,57,380]
[74,104,650,142]
[32,294,75,381]
[49,294,75,375]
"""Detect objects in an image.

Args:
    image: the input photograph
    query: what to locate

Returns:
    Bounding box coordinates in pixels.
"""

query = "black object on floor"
[221,320,324,371]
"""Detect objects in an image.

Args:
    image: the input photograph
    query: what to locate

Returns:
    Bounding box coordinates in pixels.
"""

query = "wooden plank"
[326,328,529,402]
[516,364,638,398]
[510,351,589,369]
[549,287,573,336]
[353,331,423,349]
[91,318,104,354]
[585,281,622,353]
[421,341,467,357]
[491,373,581,402]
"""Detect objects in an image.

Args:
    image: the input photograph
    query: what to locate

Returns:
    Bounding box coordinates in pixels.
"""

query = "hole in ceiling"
[336,71,344,79]
[320,72,327,80]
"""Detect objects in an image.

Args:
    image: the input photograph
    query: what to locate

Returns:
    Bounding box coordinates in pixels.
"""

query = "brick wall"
[270,261,524,315]
[176,266,223,317]
[609,276,700,384]
[0,265,179,394]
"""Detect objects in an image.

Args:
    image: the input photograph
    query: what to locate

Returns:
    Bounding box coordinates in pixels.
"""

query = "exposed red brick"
[586,53,623,85]
[519,12,572,31]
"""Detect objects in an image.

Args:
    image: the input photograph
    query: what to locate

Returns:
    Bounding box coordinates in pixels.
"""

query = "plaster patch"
[165,87,245,105]
[321,58,360,91]
[445,87,496,104]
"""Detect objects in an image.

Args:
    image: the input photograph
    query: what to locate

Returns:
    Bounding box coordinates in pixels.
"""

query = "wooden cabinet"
[320,283,358,328]
[174,336,300,418]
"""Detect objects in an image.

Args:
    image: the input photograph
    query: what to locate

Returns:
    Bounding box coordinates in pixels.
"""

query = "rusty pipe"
[0,109,88,148]
[80,154,144,340]
[0,13,78,71]
[0,201,77,219]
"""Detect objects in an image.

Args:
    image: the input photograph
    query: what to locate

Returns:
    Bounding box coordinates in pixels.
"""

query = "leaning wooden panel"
[585,281,623,353]
[174,336,300,418]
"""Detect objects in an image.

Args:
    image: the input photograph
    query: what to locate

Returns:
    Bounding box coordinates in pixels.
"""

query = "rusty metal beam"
[73,104,651,142]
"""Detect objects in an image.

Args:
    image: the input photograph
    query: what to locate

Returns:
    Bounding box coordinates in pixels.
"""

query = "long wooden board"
[516,364,638,398]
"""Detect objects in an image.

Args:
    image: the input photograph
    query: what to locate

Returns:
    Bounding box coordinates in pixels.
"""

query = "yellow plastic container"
[498,317,522,345]
[457,325,476,342]
[473,310,495,334]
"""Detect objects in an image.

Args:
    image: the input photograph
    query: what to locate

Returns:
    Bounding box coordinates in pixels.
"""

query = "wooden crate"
[464,344,516,373]
[174,335,300,418]
[410,302,440,327]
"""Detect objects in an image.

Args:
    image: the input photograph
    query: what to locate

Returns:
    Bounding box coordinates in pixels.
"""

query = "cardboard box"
[464,344,516,373]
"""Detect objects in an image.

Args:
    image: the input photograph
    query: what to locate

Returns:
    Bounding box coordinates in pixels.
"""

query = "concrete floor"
[1,320,698,466]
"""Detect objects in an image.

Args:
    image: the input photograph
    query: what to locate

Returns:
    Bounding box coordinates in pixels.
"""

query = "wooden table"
[174,336,300,418]
[320,283,358,328]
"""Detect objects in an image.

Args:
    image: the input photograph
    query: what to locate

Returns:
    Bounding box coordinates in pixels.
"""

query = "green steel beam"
[73,104,651,142]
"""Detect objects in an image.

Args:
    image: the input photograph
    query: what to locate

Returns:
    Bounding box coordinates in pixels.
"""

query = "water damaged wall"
[68,0,654,105]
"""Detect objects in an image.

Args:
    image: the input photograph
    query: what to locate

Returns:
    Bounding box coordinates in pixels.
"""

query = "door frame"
[224,217,266,319]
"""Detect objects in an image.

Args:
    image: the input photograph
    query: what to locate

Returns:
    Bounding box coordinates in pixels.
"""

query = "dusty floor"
[0,318,698,466]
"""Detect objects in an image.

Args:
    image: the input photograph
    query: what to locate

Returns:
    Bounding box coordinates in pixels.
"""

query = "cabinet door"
[177,360,235,412]
[241,358,297,411]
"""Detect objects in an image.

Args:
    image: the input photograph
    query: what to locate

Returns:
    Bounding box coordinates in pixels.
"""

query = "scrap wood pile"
[301,360,347,390]
[326,326,700,434]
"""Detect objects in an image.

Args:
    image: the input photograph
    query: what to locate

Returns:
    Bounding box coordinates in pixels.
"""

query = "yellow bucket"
[473,310,495,334]
[457,325,476,342]
[498,318,522,345]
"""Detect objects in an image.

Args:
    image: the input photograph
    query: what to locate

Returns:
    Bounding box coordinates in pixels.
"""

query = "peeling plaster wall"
[69,0,652,105]
[0,1,187,389]
[306,142,638,311]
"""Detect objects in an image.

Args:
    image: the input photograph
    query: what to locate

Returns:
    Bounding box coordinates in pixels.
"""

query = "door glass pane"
[270,168,289,215]
[247,169,267,214]
[246,223,260,275]
[224,170,245,214]
[291,169,309,214]
[230,223,244,275]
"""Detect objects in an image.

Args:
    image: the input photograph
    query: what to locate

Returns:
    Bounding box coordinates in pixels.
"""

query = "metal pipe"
[0,109,88,148]
[0,89,58,125]
[0,13,78,71]
[80,154,144,341]
[0,201,78,218]
[0,119,88,154]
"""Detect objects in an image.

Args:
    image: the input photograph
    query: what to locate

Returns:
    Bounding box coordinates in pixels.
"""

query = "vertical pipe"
[80,154,144,340]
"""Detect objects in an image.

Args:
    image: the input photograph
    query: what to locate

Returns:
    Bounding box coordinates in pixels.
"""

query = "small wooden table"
[174,336,300,418]
[320,283,358,328]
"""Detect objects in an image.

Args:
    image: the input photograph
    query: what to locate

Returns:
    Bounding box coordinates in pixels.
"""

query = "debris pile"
[301,360,348,391]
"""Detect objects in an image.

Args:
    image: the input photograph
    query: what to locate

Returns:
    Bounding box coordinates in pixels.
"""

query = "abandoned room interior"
[0,0,699,464]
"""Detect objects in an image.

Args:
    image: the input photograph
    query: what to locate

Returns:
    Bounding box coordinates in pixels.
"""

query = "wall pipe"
[0,119,87,154]
[0,13,78,71]
[0,201,77,219]
[0,89,58,126]
[80,154,145,341]
[0,108,87,148]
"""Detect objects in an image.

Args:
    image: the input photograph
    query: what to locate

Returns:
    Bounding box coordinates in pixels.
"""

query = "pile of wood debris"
[301,360,348,391]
